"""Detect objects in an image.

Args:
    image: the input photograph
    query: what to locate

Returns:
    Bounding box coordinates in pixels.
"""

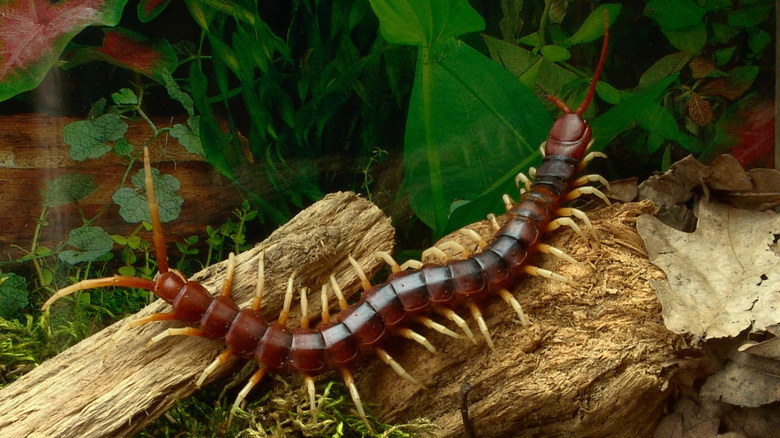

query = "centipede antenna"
[375,250,401,273]
[143,147,169,274]
[396,327,436,353]
[220,252,236,297]
[300,287,309,329]
[545,93,572,113]
[342,368,374,434]
[329,275,349,310]
[197,348,235,387]
[557,207,598,242]
[422,246,449,264]
[575,9,610,116]
[376,348,425,388]
[498,289,530,326]
[414,316,461,339]
[565,186,611,206]
[251,252,265,311]
[537,243,579,265]
[347,255,372,291]
[502,194,515,211]
[320,284,331,323]
[42,276,156,310]
[572,174,612,192]
[546,217,586,240]
[304,375,316,411]
[278,273,296,326]
[149,327,205,345]
[468,303,495,352]
[523,265,579,286]
[435,307,476,344]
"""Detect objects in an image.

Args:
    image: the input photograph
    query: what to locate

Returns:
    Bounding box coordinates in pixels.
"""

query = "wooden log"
[0,113,243,262]
[357,201,684,437]
[0,191,394,438]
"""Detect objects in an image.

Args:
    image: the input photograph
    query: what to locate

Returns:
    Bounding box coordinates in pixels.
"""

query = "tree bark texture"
[0,191,394,438]
[357,201,685,437]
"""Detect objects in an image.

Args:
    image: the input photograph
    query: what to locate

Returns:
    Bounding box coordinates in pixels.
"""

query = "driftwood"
[0,113,243,261]
[0,191,394,438]
[357,201,685,437]
[0,196,683,437]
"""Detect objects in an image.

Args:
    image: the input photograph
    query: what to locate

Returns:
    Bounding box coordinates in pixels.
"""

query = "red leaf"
[711,95,774,168]
[137,0,172,23]
[687,92,713,126]
[0,0,129,101]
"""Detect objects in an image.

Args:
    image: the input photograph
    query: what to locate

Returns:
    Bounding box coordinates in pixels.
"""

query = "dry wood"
[0,113,243,261]
[357,201,685,437]
[0,191,394,438]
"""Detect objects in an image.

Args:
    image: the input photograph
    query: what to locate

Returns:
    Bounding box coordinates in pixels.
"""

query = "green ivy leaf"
[112,168,183,223]
[161,69,194,116]
[0,274,28,319]
[62,113,128,161]
[43,173,97,207]
[566,4,622,45]
[111,88,138,105]
[114,138,134,157]
[170,116,203,155]
[58,226,114,265]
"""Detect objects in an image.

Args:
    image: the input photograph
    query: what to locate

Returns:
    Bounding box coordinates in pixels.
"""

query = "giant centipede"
[41,15,612,436]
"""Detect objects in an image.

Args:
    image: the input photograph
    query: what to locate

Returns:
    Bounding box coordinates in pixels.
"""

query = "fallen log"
[0,191,394,438]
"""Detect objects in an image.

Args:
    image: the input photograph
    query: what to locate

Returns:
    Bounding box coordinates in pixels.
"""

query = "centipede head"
[544,10,609,161]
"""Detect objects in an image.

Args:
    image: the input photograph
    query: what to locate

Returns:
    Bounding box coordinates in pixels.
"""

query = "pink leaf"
[0,0,129,101]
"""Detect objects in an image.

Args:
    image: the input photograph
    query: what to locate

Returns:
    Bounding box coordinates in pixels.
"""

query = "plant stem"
[421,46,448,236]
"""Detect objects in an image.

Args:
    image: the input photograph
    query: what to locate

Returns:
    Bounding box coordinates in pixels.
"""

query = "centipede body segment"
[41,14,614,435]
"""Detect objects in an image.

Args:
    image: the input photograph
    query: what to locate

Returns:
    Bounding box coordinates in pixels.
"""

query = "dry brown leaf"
[701,339,780,407]
[637,199,780,340]
[687,92,713,126]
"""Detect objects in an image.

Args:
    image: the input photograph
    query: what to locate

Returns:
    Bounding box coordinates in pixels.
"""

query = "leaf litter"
[633,154,780,437]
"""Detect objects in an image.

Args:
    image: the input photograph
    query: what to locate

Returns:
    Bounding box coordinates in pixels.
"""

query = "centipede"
[42,15,612,437]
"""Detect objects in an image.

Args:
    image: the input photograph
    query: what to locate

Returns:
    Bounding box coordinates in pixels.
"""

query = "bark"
[0,191,394,438]
[357,201,685,437]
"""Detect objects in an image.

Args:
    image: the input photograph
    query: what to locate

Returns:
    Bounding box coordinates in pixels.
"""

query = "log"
[0,191,394,438]
[0,113,243,262]
[357,201,685,437]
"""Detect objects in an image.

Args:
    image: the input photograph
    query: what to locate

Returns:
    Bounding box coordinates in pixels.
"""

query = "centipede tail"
[43,13,612,435]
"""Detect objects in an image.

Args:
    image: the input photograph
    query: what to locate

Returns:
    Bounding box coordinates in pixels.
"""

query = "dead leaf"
[637,199,780,340]
[700,339,780,407]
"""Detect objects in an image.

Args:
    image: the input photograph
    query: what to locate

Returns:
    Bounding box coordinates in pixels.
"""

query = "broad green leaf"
[161,69,194,116]
[639,52,691,88]
[403,39,550,234]
[43,173,97,208]
[540,45,570,62]
[368,0,484,46]
[748,30,771,55]
[58,226,114,265]
[0,0,129,102]
[662,23,707,53]
[637,103,703,153]
[567,3,622,45]
[62,113,128,161]
[0,274,28,318]
[590,74,679,151]
[644,0,708,30]
[727,4,773,27]
[112,168,183,223]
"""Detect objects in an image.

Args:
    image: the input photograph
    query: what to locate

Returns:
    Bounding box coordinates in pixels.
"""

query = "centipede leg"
[395,327,436,353]
[196,348,235,387]
[231,365,269,420]
[556,207,599,241]
[572,173,611,192]
[536,243,578,265]
[564,185,611,206]
[303,375,316,411]
[149,327,205,344]
[498,289,530,326]
[546,216,586,240]
[376,348,425,388]
[414,316,462,339]
[435,307,476,343]
[523,265,579,286]
[468,303,496,352]
[342,368,374,434]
